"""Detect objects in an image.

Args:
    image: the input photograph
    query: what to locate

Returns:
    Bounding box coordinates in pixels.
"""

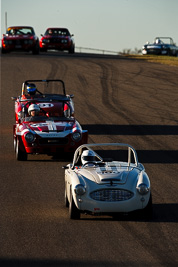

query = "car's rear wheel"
[16,139,27,161]
[69,193,80,219]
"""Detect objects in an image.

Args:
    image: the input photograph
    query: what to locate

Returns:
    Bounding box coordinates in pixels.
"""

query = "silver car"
[64,143,152,220]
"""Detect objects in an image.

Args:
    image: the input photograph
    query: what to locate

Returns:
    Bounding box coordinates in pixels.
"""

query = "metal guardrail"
[75,46,120,55]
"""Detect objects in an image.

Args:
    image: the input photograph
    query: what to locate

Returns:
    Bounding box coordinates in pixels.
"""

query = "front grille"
[50,38,61,43]
[90,189,134,202]
[39,138,68,145]
[9,39,24,45]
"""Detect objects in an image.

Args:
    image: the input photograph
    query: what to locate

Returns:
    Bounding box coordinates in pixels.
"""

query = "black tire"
[14,137,17,153]
[40,48,47,52]
[137,193,153,220]
[68,45,75,54]
[16,139,27,161]
[1,48,8,54]
[65,186,69,208]
[69,193,80,219]
[32,42,40,55]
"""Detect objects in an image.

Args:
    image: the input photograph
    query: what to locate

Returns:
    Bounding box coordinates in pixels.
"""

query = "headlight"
[42,39,50,43]
[61,39,68,44]
[24,40,33,44]
[25,132,35,143]
[3,40,9,45]
[137,183,150,195]
[72,132,81,141]
[74,184,86,195]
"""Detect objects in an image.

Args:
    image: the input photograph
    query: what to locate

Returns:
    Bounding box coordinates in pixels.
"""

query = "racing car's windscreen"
[82,145,137,165]
[24,80,66,96]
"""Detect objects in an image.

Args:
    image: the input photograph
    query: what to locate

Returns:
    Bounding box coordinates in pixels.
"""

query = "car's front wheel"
[14,137,17,153]
[68,45,75,54]
[32,42,40,55]
[65,185,69,208]
[1,48,7,54]
[16,139,27,161]
[137,193,153,220]
[69,193,80,219]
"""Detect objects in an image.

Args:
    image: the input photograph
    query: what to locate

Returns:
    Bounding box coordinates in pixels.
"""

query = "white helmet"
[155,38,161,44]
[28,104,40,115]
[81,150,96,165]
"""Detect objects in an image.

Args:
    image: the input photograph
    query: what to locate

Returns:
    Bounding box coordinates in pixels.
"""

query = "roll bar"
[21,79,66,95]
[71,143,139,169]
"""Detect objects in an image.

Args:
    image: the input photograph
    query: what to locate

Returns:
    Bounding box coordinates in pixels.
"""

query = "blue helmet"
[27,83,37,95]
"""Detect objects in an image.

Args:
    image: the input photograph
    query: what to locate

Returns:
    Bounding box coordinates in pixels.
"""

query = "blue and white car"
[142,37,178,56]
[64,143,152,220]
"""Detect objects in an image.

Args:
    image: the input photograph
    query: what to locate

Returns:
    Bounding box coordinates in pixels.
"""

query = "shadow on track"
[1,50,125,60]
[82,124,178,136]
[77,203,178,223]
[81,124,178,164]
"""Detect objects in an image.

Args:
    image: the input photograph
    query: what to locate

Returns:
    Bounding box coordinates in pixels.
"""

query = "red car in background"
[1,26,39,54]
[12,79,88,160]
[40,28,75,53]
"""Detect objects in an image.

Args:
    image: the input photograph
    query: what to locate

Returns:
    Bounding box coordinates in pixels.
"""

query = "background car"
[12,79,88,160]
[64,143,152,220]
[1,26,39,54]
[40,27,75,53]
[142,37,178,56]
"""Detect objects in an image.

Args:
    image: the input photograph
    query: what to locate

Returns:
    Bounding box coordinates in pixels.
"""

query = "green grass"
[125,54,178,67]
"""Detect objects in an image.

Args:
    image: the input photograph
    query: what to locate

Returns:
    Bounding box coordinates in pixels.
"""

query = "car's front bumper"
[24,131,88,155]
[75,190,150,214]
[2,41,37,52]
[40,41,72,51]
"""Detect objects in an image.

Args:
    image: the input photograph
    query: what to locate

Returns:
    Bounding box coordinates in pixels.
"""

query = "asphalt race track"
[0,51,178,266]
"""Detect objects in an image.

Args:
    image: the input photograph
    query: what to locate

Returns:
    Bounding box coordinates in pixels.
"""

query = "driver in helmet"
[21,83,37,100]
[81,150,96,167]
[28,104,40,117]
[27,83,37,96]
[155,38,161,44]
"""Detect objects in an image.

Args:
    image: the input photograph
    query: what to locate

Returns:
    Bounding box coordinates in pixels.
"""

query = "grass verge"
[124,54,178,67]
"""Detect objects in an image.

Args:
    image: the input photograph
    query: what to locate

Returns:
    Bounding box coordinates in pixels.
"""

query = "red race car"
[40,28,75,53]
[12,79,88,160]
[1,26,39,54]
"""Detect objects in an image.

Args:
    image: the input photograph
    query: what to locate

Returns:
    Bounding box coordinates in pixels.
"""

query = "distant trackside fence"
[76,46,120,55]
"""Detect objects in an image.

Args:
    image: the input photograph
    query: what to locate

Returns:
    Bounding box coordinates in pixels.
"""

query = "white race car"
[64,143,152,220]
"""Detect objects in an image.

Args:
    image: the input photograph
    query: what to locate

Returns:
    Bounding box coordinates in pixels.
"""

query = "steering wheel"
[36,89,43,95]
[22,101,47,117]
[82,162,97,168]
[39,107,47,116]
